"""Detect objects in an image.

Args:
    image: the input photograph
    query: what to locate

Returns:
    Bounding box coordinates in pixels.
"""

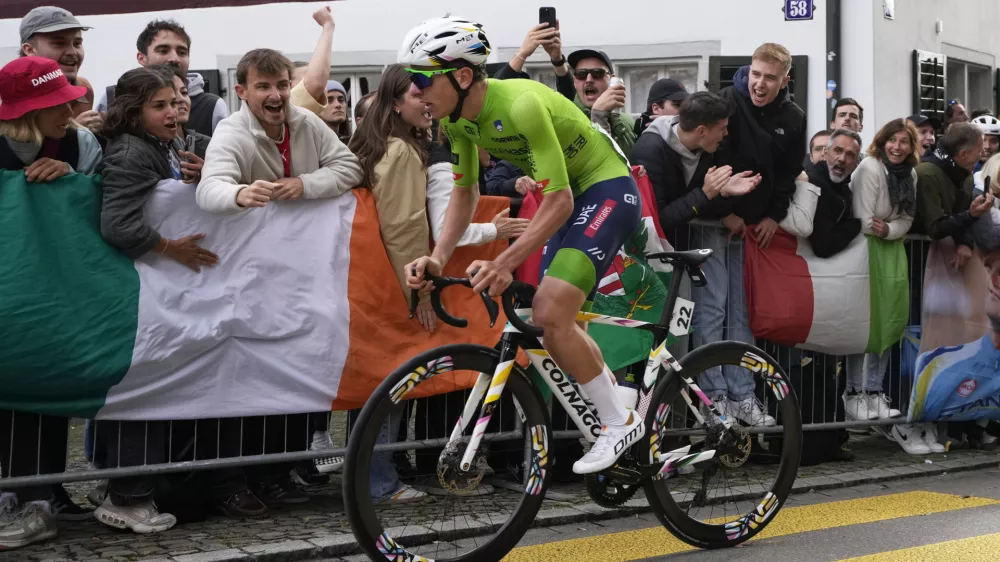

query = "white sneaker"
[868,393,901,419]
[0,502,57,549]
[310,431,344,474]
[573,413,645,474]
[725,397,776,427]
[922,424,946,453]
[843,394,875,420]
[94,498,176,534]
[891,424,931,455]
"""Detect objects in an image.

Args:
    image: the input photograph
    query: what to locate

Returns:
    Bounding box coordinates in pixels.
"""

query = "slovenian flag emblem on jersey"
[494,120,503,132]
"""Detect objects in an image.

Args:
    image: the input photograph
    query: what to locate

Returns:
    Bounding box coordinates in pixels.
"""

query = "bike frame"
[445,264,730,477]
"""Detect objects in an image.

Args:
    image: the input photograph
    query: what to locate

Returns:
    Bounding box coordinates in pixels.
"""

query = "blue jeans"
[845,352,889,393]
[690,224,755,400]
[370,410,403,500]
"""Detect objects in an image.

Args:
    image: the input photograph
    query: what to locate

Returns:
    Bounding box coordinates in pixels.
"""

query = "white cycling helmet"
[398,16,491,68]
[972,114,1000,136]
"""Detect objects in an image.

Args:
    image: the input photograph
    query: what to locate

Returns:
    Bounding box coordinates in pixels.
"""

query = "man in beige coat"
[197,48,361,214]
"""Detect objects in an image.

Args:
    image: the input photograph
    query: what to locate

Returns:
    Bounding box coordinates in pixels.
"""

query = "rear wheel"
[343,344,552,562]
[642,341,802,549]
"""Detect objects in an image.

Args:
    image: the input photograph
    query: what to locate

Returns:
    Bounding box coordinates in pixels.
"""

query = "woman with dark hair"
[99,66,218,271]
[162,65,211,158]
[89,66,218,534]
[350,65,436,331]
[347,63,433,504]
[843,119,919,426]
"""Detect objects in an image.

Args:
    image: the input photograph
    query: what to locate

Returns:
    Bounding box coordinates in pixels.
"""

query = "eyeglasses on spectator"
[573,68,608,81]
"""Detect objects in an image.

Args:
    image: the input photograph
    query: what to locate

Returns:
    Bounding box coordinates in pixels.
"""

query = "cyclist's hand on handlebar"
[404,256,443,293]
[467,259,513,297]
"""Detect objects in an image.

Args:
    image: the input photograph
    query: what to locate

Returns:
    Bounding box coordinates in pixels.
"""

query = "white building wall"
[0,0,829,134]
[872,0,1000,131]
[840,0,878,149]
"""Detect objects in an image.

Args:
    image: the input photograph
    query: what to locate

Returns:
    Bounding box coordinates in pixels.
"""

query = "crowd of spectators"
[0,4,998,552]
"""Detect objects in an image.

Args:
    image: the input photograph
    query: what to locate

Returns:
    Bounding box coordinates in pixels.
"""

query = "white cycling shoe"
[573,413,645,475]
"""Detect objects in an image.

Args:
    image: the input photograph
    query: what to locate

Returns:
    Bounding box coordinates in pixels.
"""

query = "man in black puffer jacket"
[708,49,806,242]
[682,43,805,428]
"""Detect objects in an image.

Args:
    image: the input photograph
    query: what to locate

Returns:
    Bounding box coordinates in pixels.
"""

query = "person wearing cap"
[0,57,102,179]
[568,48,637,156]
[633,78,689,134]
[906,114,940,158]
[0,56,106,548]
[320,79,351,142]
[19,6,103,135]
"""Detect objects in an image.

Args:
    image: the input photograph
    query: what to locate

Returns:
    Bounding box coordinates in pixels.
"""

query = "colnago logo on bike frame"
[527,350,603,439]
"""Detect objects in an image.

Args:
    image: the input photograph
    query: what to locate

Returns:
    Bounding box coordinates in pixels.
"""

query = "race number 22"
[669,297,696,338]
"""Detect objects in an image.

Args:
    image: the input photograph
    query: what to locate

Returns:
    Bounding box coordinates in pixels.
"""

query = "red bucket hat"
[0,57,88,120]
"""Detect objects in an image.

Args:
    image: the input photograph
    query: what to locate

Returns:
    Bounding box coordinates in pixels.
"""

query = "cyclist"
[399,16,645,474]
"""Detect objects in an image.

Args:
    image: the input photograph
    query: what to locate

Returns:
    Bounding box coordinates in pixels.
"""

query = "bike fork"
[457,340,518,471]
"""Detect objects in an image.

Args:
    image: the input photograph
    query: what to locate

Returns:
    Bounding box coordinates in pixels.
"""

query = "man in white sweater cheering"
[196,48,362,214]
[194,47,362,502]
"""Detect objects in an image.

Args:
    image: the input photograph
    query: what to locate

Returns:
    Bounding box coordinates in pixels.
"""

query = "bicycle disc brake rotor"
[437,439,486,493]
[716,424,752,468]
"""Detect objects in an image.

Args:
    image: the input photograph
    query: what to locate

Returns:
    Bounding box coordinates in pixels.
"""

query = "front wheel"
[642,341,802,549]
[343,344,552,562]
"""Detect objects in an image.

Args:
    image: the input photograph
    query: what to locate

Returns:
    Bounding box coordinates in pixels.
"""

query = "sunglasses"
[405,68,456,90]
[573,68,608,81]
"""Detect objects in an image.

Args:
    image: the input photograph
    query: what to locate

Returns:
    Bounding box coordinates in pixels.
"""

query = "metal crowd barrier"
[0,222,935,490]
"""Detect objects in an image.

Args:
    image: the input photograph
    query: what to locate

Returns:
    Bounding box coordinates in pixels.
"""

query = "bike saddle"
[647,249,713,267]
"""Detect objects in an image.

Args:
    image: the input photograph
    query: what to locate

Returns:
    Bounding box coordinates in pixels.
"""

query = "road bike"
[343,249,802,562]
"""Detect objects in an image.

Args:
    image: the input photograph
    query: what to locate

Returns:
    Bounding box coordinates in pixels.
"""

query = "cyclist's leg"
[533,175,643,473]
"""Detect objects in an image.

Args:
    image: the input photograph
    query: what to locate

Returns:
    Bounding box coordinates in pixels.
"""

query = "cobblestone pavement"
[4,431,1000,562]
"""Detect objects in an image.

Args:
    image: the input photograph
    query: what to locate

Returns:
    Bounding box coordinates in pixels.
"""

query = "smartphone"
[539,7,557,28]
[184,133,197,158]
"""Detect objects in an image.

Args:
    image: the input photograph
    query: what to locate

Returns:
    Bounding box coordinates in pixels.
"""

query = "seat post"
[657,262,686,329]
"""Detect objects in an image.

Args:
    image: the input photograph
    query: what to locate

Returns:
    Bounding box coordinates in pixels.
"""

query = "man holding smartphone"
[568,48,637,157]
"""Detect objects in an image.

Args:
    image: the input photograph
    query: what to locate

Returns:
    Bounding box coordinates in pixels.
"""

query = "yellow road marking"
[839,531,1000,561]
[502,491,999,562]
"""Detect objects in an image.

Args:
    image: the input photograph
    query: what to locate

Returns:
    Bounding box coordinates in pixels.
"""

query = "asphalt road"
[496,466,1000,562]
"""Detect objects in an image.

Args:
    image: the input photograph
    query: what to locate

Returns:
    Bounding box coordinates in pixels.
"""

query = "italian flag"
[0,171,506,419]
[743,229,909,355]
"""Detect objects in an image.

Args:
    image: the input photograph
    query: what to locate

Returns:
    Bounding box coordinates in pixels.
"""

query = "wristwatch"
[550,55,566,67]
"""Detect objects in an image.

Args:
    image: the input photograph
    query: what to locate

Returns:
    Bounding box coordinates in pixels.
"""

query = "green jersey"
[443,78,629,197]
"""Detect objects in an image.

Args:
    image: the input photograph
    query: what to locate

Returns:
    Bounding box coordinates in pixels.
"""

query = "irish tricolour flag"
[743,229,909,355]
[0,171,506,420]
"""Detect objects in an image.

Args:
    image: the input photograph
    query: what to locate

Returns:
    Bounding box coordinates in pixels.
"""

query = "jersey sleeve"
[510,90,570,195]
[443,120,479,188]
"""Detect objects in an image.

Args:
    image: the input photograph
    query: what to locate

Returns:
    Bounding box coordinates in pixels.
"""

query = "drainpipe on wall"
[826,0,842,125]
